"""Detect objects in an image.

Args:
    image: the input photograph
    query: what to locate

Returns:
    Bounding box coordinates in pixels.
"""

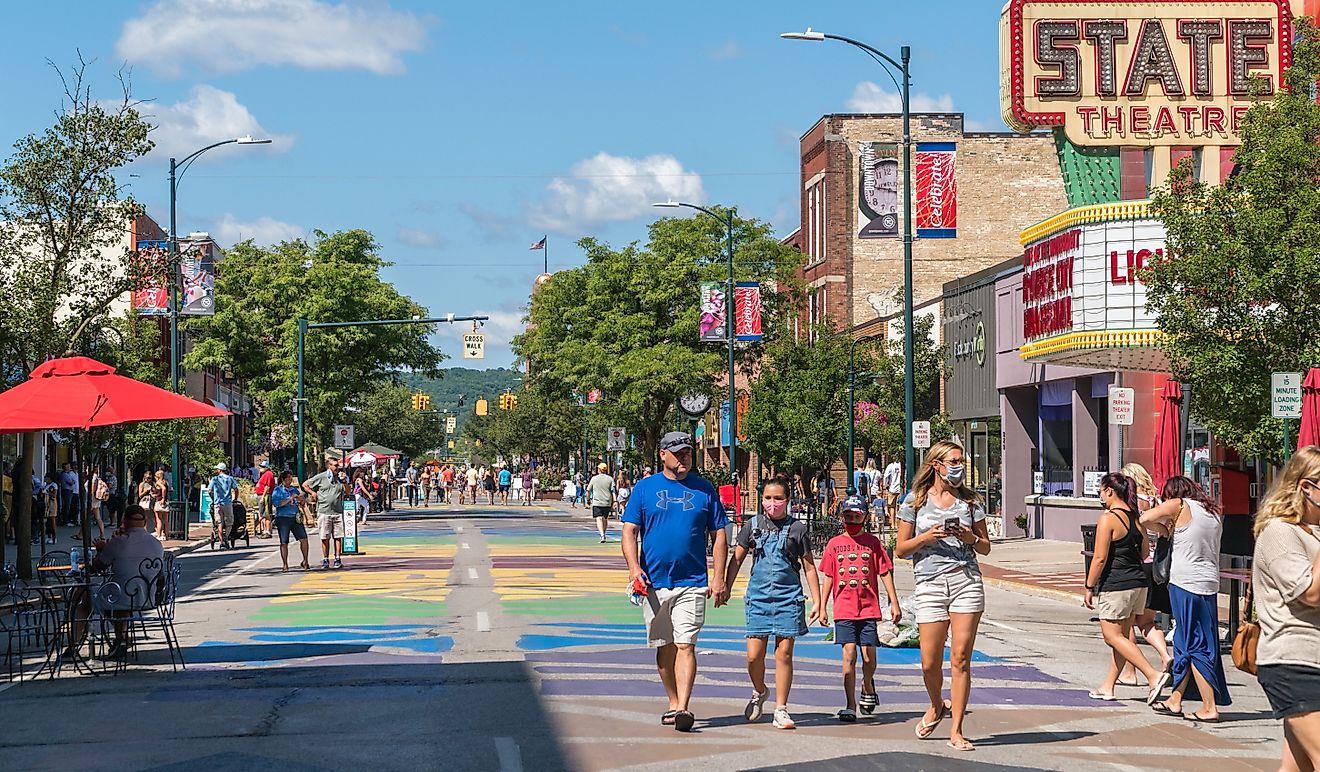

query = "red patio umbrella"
[0,356,231,550]
[1152,379,1184,491]
[1299,367,1320,450]
[0,356,229,432]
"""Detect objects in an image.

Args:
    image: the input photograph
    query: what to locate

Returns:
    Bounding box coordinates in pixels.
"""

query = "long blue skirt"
[1168,584,1232,706]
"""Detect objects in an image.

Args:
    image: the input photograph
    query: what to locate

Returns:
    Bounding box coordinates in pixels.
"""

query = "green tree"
[1148,18,1320,462]
[349,381,442,458]
[0,60,156,576]
[742,325,861,478]
[856,315,949,460]
[185,230,444,464]
[514,209,802,460]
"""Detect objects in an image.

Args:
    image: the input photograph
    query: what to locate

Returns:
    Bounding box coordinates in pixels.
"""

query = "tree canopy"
[185,230,444,462]
[513,209,802,461]
[1148,19,1320,462]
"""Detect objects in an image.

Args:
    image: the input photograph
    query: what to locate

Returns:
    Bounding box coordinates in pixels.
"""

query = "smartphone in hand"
[943,516,962,533]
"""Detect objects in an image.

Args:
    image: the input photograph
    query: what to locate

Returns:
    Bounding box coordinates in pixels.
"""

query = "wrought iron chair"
[0,587,53,681]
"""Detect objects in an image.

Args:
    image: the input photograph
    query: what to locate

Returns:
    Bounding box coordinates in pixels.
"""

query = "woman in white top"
[895,440,991,752]
[1252,446,1320,771]
[1139,475,1230,722]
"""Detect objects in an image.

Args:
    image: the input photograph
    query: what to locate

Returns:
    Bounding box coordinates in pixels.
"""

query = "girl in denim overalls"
[721,478,823,729]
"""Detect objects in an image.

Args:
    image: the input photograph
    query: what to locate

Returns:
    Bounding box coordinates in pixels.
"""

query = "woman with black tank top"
[1083,472,1164,702]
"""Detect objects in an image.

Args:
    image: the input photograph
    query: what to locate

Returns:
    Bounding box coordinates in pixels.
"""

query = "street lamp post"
[846,334,884,495]
[781,29,916,488]
[167,135,270,532]
[654,201,738,491]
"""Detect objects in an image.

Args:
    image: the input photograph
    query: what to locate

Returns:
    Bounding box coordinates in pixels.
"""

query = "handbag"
[1231,580,1258,676]
[1152,501,1181,585]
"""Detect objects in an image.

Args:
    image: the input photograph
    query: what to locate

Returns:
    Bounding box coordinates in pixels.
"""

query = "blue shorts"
[275,517,308,545]
[834,619,879,646]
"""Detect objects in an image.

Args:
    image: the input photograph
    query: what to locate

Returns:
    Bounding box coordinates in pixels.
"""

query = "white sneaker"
[744,690,768,722]
[772,707,796,730]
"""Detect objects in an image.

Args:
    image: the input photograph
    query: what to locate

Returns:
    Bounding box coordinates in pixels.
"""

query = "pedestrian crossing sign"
[463,332,485,360]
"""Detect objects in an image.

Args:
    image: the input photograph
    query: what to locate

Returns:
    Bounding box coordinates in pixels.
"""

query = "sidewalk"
[4,521,213,580]
[980,536,1089,604]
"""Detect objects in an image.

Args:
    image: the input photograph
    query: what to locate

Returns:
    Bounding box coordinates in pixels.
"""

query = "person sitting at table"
[64,504,164,660]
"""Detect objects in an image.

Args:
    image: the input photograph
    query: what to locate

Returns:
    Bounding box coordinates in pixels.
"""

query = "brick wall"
[797,114,1069,330]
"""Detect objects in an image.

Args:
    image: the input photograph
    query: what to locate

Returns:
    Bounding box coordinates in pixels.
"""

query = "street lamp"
[846,334,884,495]
[781,29,917,488]
[168,135,271,530]
[654,200,738,490]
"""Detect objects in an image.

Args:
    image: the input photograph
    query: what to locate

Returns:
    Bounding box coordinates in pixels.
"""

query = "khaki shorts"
[643,586,707,647]
[886,491,901,508]
[913,565,986,623]
[317,512,343,539]
[1095,586,1148,621]
[213,503,234,533]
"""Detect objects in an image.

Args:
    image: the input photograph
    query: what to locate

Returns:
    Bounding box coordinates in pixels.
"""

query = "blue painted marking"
[517,622,1000,664]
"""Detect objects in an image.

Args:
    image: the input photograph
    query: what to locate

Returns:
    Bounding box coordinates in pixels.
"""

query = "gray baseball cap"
[659,431,693,453]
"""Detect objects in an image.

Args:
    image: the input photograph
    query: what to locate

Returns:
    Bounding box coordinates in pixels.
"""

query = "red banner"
[915,143,957,238]
[133,240,170,315]
[734,283,762,342]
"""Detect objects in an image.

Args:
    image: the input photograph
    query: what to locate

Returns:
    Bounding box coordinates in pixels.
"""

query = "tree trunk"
[14,433,36,580]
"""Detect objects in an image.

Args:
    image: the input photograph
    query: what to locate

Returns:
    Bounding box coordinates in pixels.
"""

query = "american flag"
[529,236,547,250]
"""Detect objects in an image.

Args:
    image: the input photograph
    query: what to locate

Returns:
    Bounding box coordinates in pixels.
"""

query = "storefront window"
[1038,382,1073,494]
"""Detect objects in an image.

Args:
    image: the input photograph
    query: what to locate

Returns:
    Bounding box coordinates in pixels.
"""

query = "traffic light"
[498,393,510,411]
[419,393,431,411]
[410,393,422,411]
[447,439,455,449]
[508,393,518,411]
[475,397,488,416]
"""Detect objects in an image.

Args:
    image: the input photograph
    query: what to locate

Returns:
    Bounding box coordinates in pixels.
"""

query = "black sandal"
[1151,701,1183,718]
[673,710,695,732]
[660,710,678,726]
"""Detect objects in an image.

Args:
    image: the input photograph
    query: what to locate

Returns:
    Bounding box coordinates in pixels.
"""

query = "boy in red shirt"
[817,495,901,721]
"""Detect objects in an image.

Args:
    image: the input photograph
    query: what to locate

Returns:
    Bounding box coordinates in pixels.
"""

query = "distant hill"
[401,367,522,432]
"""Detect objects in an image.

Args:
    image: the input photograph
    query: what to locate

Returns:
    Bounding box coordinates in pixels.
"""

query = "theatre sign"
[1000,0,1292,145]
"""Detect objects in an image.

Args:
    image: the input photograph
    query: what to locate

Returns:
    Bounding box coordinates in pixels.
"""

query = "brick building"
[795,113,1068,335]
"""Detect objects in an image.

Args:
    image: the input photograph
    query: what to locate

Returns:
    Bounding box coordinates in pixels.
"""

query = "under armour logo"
[656,490,696,511]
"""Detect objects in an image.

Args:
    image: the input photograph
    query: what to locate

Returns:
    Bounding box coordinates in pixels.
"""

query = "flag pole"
[544,235,548,274]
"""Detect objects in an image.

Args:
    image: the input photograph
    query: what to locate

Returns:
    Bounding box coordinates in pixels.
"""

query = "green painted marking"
[250,597,446,626]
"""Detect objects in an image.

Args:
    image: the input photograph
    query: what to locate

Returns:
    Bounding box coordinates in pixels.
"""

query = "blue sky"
[0,0,1007,367]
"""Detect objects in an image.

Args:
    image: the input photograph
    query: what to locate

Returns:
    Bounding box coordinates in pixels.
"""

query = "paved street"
[0,502,1282,771]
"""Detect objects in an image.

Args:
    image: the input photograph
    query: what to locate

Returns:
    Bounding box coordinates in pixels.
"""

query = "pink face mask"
[762,499,788,518]
[843,521,865,536]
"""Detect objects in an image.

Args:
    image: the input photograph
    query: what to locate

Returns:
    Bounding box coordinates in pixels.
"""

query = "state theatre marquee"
[1000,0,1292,145]
[1017,202,1169,372]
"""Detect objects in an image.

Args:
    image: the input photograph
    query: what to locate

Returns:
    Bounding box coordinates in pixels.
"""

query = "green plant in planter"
[1014,513,1029,536]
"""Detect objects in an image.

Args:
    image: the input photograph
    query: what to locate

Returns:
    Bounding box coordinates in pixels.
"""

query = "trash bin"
[1081,524,1098,577]
[168,500,188,541]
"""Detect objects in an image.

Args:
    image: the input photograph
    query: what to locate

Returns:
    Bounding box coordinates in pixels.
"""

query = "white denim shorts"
[913,565,986,623]
[643,585,707,647]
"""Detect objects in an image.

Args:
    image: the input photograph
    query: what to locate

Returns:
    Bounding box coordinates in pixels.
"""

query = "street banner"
[734,282,763,342]
[586,388,603,405]
[178,238,217,315]
[858,141,900,239]
[915,143,958,239]
[699,282,726,342]
[134,240,170,316]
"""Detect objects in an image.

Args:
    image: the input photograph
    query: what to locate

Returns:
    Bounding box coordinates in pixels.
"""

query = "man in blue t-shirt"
[622,431,728,733]
[498,466,512,505]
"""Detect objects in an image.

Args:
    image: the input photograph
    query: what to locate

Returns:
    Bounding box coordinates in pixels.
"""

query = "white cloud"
[117,0,429,76]
[146,85,291,159]
[847,81,955,113]
[433,310,525,352]
[708,41,744,61]
[397,227,443,248]
[213,214,305,246]
[529,153,705,234]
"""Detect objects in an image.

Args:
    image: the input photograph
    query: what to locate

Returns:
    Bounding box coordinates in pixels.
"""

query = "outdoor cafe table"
[28,577,111,678]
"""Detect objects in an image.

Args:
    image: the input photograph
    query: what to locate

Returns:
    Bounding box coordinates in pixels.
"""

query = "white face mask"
[941,463,965,487]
